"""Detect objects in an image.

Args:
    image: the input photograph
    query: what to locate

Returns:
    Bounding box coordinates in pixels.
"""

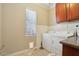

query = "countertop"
[60,37,79,49]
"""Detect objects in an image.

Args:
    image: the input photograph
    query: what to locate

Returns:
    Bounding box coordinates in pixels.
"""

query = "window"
[25,9,37,36]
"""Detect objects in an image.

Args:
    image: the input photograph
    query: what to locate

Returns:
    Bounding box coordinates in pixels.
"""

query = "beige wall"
[2,3,49,54]
[49,7,56,26]
[0,4,2,49]
[36,25,48,48]
[48,6,57,31]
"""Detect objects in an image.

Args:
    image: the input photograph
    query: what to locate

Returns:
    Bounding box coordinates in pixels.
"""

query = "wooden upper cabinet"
[56,3,67,23]
[56,3,79,23]
[69,4,79,21]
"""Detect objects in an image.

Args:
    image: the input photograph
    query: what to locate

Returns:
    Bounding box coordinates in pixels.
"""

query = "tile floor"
[7,48,56,56]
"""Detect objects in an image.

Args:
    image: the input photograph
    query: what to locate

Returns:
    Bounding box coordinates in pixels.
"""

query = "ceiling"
[41,3,56,8]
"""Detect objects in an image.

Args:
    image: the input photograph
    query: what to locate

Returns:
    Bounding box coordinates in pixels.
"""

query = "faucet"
[75,25,78,41]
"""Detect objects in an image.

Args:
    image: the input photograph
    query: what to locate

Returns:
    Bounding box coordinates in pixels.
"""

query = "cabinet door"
[69,4,79,21]
[56,3,67,23]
